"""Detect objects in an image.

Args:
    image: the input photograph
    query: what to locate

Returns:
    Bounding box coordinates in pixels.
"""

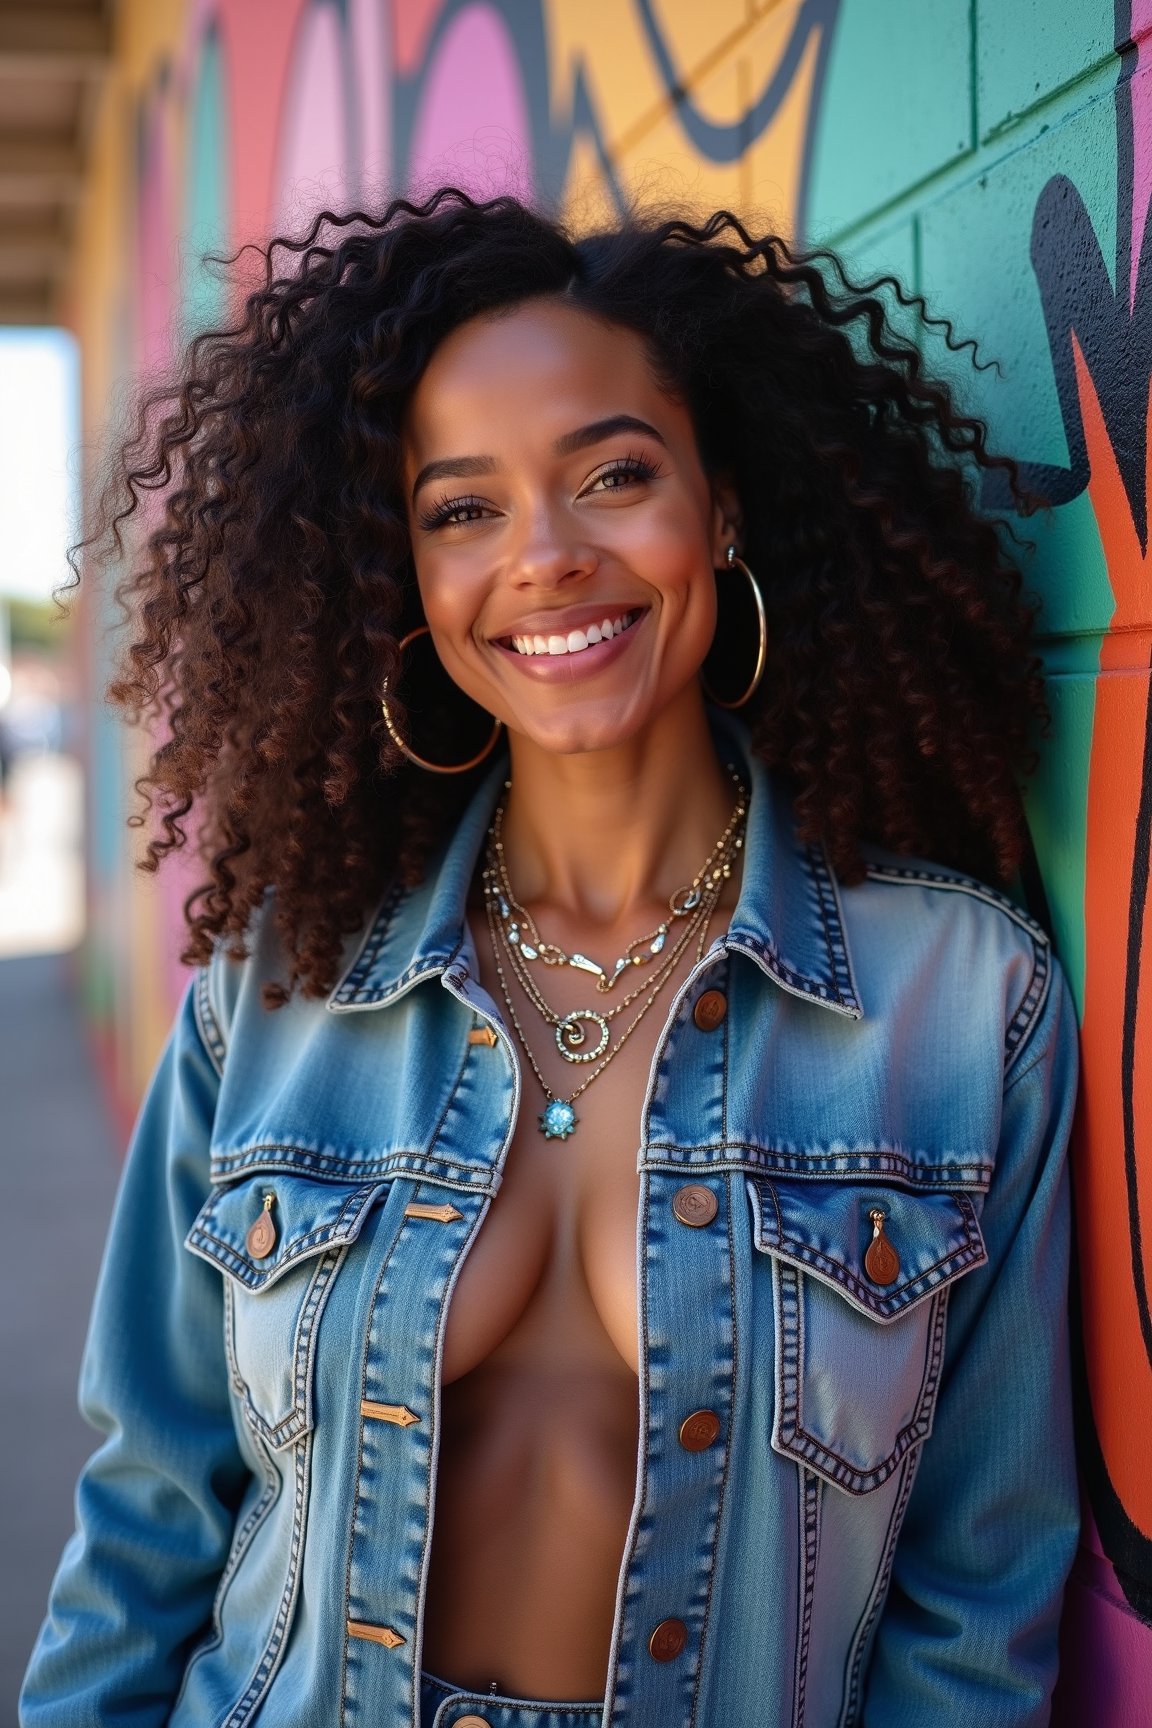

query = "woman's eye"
[584,454,662,496]
[417,494,490,531]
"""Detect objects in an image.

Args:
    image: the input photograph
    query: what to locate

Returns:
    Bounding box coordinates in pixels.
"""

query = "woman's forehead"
[403,299,684,459]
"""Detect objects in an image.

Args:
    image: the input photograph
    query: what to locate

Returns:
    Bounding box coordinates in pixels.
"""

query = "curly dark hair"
[87,187,1045,1003]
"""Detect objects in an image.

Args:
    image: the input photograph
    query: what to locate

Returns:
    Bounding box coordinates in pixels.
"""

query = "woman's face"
[402,297,736,757]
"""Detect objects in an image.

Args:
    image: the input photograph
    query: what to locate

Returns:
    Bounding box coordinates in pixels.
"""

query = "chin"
[508,699,650,758]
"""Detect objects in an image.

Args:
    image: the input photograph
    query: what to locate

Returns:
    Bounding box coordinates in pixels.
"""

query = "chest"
[439,912,701,1381]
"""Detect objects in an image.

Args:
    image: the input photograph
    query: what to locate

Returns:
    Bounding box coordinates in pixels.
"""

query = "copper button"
[679,1409,722,1452]
[671,1184,718,1228]
[693,988,727,1032]
[455,1717,492,1728]
[649,1618,689,1662]
[246,1195,277,1260]
[865,1208,901,1285]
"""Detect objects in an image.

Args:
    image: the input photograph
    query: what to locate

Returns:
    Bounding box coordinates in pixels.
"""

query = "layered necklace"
[482,770,748,1139]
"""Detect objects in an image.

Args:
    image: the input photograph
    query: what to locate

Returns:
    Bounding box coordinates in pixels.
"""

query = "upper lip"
[489,603,648,642]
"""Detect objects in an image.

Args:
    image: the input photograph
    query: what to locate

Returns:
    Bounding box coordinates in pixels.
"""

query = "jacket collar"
[328,718,862,1018]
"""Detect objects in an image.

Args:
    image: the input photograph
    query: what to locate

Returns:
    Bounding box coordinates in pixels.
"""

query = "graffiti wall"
[66,1,1150,1716]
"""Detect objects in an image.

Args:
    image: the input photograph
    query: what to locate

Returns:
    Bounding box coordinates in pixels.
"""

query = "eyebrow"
[410,414,667,500]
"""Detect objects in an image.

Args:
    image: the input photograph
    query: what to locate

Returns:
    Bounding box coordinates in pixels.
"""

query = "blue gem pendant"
[539,1099,578,1140]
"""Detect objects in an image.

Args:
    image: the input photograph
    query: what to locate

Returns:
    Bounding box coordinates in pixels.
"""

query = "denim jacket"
[22,733,1079,1728]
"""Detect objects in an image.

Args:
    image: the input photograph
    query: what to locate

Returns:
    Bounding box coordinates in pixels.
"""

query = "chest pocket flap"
[748,1177,988,1493]
[186,1174,386,1447]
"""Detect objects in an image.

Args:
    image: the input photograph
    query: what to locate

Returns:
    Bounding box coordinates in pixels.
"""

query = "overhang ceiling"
[0,1,113,326]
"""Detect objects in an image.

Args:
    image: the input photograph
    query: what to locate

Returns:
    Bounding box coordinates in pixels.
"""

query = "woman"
[22,191,1078,1728]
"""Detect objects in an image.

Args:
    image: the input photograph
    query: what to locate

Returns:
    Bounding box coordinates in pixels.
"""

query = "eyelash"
[416,452,662,532]
[417,493,488,532]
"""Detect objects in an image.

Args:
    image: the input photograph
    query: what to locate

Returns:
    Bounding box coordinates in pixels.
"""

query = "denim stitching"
[329,879,405,1001]
[687,1174,739,1728]
[187,1182,382,1292]
[339,1190,411,1728]
[222,1429,311,1725]
[193,966,227,1079]
[840,1448,921,1725]
[750,1183,986,1318]
[761,1232,985,1319]
[804,844,862,1012]
[412,1190,489,1713]
[773,1262,803,1459]
[862,863,1050,942]
[208,1144,499,1188]
[645,1142,992,1189]
[793,1468,821,1728]
[604,1173,653,1727]
[773,1269,949,1494]
[1003,941,1051,1075]
[227,1249,337,1450]
[172,1440,279,1711]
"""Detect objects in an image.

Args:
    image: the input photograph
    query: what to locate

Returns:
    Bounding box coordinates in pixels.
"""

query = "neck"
[499,691,739,927]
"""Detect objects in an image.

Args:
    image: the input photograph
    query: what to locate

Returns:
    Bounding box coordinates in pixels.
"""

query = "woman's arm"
[20,974,250,1728]
[862,961,1080,1726]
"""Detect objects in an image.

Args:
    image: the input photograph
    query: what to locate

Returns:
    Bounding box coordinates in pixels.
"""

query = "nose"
[507,498,597,590]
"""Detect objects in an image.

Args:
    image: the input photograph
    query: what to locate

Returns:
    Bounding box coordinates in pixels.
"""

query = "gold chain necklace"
[482,780,748,1140]
[487,771,747,993]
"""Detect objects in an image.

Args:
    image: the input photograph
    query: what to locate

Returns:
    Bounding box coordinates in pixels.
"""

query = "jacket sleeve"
[862,955,1080,1727]
[20,974,250,1728]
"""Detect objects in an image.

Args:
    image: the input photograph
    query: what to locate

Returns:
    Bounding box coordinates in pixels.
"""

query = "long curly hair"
[88,187,1045,1003]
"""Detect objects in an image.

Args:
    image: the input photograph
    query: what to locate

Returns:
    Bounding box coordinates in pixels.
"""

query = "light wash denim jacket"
[22,733,1079,1728]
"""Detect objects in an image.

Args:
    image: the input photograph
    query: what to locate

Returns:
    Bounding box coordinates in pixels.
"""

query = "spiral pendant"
[556,1010,611,1063]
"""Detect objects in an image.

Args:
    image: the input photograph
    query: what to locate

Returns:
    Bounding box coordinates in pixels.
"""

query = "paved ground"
[0,952,120,1720]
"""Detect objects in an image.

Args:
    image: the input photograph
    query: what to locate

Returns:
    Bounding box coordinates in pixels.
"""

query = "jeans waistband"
[420,1668,603,1728]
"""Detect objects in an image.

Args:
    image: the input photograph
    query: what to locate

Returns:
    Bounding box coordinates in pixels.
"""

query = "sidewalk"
[0,951,120,1716]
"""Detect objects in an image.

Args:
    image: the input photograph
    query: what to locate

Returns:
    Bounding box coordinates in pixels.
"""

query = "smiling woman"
[23,191,1079,1728]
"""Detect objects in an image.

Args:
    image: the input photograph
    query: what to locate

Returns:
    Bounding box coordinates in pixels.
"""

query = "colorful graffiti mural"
[65,1,1150,1716]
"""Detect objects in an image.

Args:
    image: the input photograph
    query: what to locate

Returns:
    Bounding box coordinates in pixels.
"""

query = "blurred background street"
[0,756,119,1714]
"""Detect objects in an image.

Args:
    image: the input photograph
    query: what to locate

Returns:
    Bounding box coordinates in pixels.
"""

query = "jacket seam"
[194,966,227,1080]
[219,1429,312,1726]
[646,1142,993,1185]
[687,1172,740,1728]
[806,843,862,1011]
[207,1144,498,1184]
[1003,946,1055,1084]
[861,863,1050,943]
[840,1446,922,1725]
[793,1468,821,1728]
[339,1190,412,1726]
[188,1183,380,1291]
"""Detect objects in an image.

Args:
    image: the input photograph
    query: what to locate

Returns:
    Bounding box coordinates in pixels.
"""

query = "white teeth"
[509,612,637,655]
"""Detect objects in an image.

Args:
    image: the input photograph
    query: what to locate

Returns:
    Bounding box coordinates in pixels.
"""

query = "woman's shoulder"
[839,840,1063,1076]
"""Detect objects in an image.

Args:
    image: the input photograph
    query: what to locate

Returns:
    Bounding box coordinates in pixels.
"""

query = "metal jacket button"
[455,1717,492,1728]
[649,1618,689,1661]
[679,1409,722,1451]
[671,1184,718,1227]
[693,988,727,1031]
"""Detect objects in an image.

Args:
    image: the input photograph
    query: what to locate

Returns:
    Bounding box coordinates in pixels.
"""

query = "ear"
[709,475,744,564]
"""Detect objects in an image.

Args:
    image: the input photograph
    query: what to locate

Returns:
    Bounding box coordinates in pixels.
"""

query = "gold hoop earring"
[700,546,767,709]
[380,626,503,774]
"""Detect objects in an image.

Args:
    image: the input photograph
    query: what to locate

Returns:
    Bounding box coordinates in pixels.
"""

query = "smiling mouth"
[500,609,644,658]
